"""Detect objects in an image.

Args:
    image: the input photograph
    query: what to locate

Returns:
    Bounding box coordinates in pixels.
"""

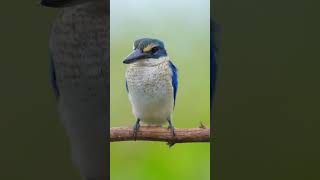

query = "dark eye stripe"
[150,47,159,53]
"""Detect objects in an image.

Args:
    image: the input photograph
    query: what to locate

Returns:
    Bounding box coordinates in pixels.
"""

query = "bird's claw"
[133,122,140,140]
[167,141,176,147]
[167,125,176,137]
[166,126,176,148]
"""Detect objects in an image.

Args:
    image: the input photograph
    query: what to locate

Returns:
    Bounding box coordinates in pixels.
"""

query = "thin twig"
[110,127,210,146]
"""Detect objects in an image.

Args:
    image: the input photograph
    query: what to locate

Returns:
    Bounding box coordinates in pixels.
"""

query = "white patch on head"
[130,56,170,67]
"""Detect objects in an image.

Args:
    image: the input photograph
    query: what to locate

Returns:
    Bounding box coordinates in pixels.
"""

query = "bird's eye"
[150,47,159,54]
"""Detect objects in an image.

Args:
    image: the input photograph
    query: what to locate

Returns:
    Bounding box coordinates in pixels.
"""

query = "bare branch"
[110,127,210,146]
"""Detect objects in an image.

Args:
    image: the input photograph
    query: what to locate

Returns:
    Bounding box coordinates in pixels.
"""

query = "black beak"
[123,49,151,64]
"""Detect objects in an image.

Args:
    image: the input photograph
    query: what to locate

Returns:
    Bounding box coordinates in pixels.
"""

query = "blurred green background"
[110,0,210,180]
[213,0,320,180]
[0,2,81,180]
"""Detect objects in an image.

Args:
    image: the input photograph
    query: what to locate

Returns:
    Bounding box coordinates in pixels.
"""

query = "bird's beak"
[123,49,150,64]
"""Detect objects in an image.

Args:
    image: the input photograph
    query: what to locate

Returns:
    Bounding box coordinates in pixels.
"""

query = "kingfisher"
[41,0,108,180]
[123,38,178,137]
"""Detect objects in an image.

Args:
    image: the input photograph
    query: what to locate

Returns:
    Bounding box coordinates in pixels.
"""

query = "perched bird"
[123,38,178,137]
[42,0,108,180]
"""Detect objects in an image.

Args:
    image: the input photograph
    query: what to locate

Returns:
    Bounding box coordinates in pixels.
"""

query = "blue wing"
[49,53,60,98]
[169,61,178,107]
[125,79,129,93]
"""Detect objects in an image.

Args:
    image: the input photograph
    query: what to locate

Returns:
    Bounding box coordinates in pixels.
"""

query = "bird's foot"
[166,126,176,148]
[167,118,176,137]
[167,126,176,147]
[132,119,141,140]
[167,125,176,137]
[167,141,175,147]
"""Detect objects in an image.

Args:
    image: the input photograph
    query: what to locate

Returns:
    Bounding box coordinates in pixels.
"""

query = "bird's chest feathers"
[126,63,172,99]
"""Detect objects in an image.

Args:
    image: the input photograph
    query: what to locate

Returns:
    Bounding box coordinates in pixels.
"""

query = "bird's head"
[123,38,168,65]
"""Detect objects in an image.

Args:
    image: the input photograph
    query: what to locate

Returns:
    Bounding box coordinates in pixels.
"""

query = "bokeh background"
[110,0,210,180]
[0,2,81,180]
[213,1,320,180]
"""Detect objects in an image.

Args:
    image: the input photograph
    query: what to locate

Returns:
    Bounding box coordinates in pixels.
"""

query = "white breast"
[126,60,174,125]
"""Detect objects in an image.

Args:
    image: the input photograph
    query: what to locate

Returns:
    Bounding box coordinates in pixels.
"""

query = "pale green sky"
[111,0,210,43]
